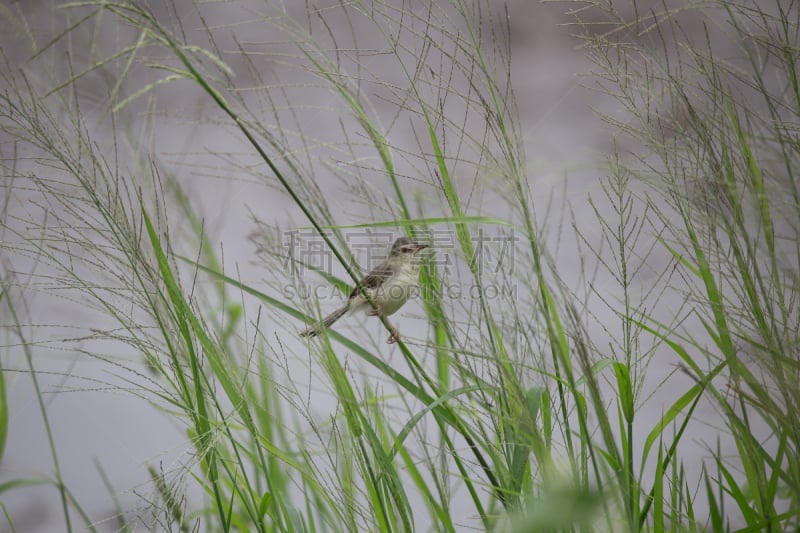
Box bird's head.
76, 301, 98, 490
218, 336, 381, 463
389, 237, 428, 258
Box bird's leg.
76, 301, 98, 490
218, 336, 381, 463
366, 304, 400, 343
386, 323, 401, 344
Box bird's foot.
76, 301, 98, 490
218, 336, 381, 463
367, 304, 384, 317
387, 324, 401, 344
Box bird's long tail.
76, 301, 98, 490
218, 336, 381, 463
301, 304, 350, 337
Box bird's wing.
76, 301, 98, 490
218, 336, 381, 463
349, 263, 394, 298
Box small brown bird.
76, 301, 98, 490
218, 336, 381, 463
301, 237, 428, 343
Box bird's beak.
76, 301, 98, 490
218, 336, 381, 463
414, 243, 428, 251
